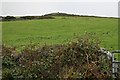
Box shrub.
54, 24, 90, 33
2, 16, 16, 21
2, 34, 112, 79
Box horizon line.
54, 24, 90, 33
1, 12, 119, 18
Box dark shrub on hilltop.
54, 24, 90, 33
2, 15, 55, 21
2, 35, 112, 79
44, 12, 80, 17
2, 16, 16, 21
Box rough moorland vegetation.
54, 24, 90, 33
2, 35, 113, 79
1, 15, 55, 21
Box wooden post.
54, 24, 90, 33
112, 53, 115, 78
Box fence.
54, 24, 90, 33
112, 50, 120, 78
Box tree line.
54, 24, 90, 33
1, 15, 55, 21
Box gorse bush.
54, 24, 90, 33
2, 34, 112, 79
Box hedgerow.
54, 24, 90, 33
2, 34, 112, 79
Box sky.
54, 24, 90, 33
1, 0, 120, 2
1, 0, 120, 17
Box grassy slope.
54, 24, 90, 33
2, 16, 118, 50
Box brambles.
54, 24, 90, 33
2, 35, 112, 79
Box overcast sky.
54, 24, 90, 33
1, 0, 120, 17
1, 0, 120, 2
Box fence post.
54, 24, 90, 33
112, 53, 115, 78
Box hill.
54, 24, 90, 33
2, 15, 118, 50
1, 12, 119, 22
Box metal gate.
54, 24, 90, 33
112, 50, 120, 78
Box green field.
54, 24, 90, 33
2, 16, 118, 51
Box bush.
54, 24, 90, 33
2, 35, 112, 79
2, 16, 16, 21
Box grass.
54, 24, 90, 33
2, 16, 118, 51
